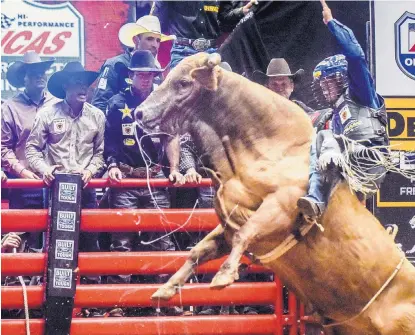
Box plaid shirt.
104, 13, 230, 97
179, 133, 198, 173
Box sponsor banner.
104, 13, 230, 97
377, 169, 415, 207
376, 98, 415, 208
374, 208, 415, 264
1, 0, 84, 100
395, 11, 415, 80
374, 1, 415, 96
386, 98, 415, 151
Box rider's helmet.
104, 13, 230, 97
312, 54, 348, 108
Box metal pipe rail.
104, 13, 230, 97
2, 283, 277, 309
2, 178, 213, 189
1, 178, 319, 335
2, 316, 283, 335
2, 209, 220, 233
1, 252, 268, 277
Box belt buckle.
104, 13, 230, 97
192, 38, 209, 51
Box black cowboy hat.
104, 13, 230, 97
253, 58, 304, 85
47, 62, 99, 99
129, 50, 164, 72
115, 50, 164, 85
6, 51, 54, 88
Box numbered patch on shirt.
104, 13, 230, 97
122, 123, 135, 136
339, 105, 352, 124
53, 118, 66, 133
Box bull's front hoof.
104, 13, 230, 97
151, 284, 178, 301
210, 270, 237, 289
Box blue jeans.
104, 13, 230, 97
9, 188, 45, 250
107, 172, 174, 284
169, 44, 217, 69
306, 141, 327, 205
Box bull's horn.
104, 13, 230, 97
206, 53, 221, 68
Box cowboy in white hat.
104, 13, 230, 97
91, 15, 174, 113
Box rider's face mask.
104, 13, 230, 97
319, 72, 347, 104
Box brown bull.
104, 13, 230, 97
136, 53, 415, 335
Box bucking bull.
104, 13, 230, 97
135, 53, 415, 335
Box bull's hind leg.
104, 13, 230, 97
151, 224, 230, 300
211, 191, 295, 288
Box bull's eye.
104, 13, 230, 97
178, 79, 191, 88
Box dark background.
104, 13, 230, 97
219, 1, 370, 108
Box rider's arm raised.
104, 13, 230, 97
320, 0, 379, 109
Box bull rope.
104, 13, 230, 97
323, 255, 405, 329
319, 135, 415, 196
254, 219, 318, 265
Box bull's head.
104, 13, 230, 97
135, 52, 222, 135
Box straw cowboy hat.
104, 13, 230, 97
47, 62, 99, 99
253, 58, 304, 84
118, 15, 176, 48
6, 51, 54, 88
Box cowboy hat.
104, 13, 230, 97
127, 50, 164, 73
6, 51, 54, 88
47, 62, 99, 99
253, 58, 304, 84
114, 50, 164, 85
118, 15, 176, 48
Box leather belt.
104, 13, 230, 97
175, 37, 216, 51
119, 162, 161, 178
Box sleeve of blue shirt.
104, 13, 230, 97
104, 99, 123, 166
327, 19, 380, 109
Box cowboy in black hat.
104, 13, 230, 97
26, 60, 103, 187
253, 58, 314, 114
26, 62, 105, 297
104, 50, 182, 317
2, 50, 57, 214
2, 51, 56, 180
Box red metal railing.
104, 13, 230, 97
1, 179, 320, 335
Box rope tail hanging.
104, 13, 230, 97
319, 135, 415, 196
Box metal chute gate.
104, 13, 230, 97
1, 179, 320, 335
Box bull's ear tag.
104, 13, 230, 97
190, 66, 219, 91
